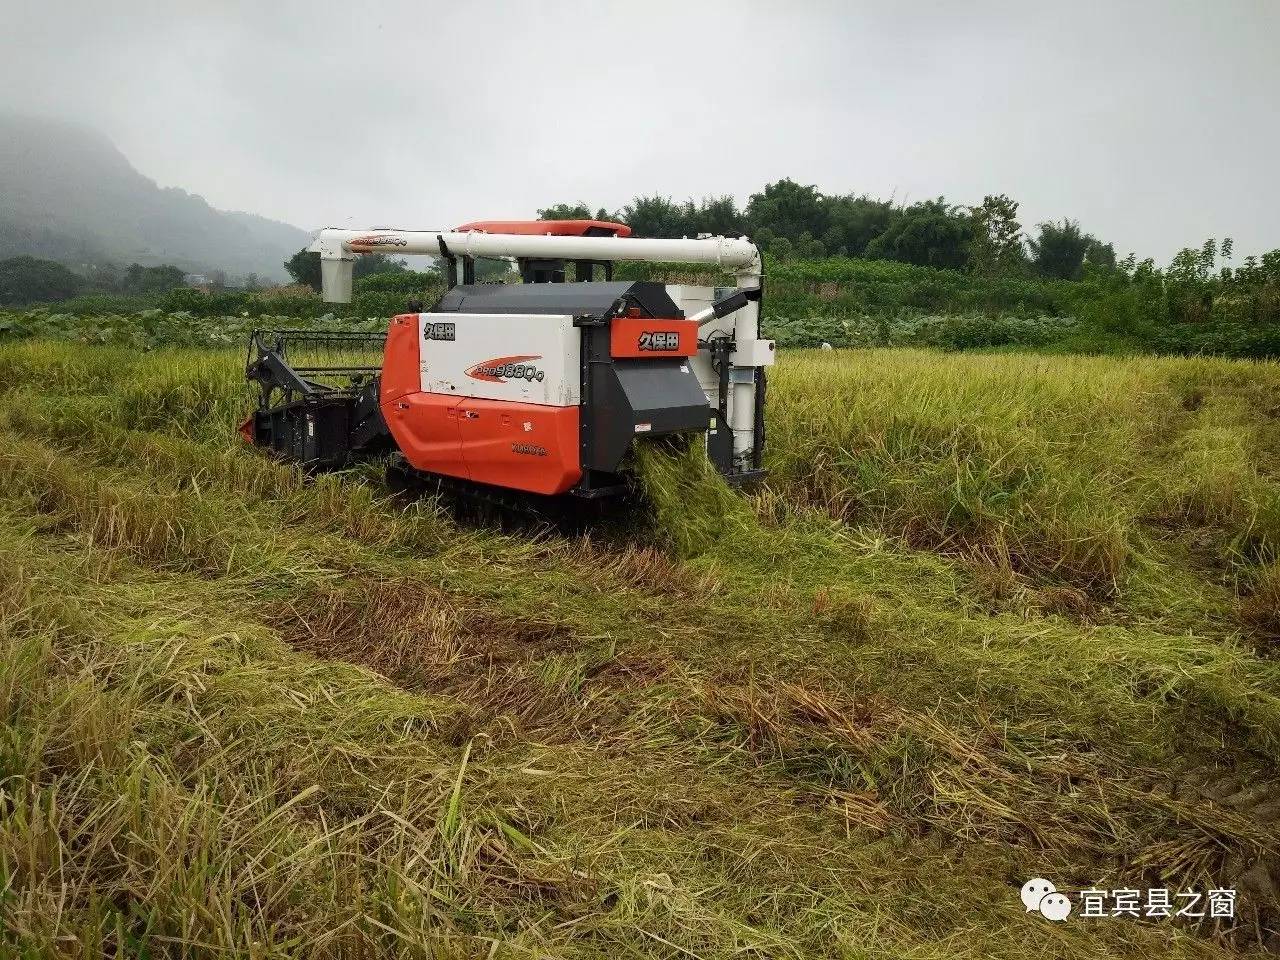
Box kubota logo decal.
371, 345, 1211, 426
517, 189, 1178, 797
349, 235, 409, 250
466, 355, 546, 383
638, 331, 682, 351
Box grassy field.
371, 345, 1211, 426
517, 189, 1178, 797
2, 340, 1279, 958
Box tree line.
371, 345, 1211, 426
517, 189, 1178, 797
0, 257, 191, 307
540, 179, 1122, 281
5, 176, 1275, 349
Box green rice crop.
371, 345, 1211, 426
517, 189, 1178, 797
1, 337, 1279, 958
632, 439, 756, 557
766, 349, 1280, 597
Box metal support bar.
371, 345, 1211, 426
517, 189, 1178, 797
438, 237, 458, 289
703, 336, 735, 475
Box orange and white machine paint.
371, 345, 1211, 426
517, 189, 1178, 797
381, 310, 587, 495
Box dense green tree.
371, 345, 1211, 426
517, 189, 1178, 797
0, 256, 86, 304
355, 255, 408, 278
745, 179, 829, 243
540, 202, 599, 221
822, 195, 896, 258
614, 195, 745, 238
619, 196, 697, 238
86, 262, 123, 290
687, 195, 745, 236
864, 198, 973, 270
1167, 239, 1228, 284
767, 236, 794, 261
121, 263, 185, 295
284, 249, 321, 290
533, 183, 1135, 278
1029, 220, 1095, 280
794, 232, 826, 260
1084, 239, 1117, 273
968, 194, 1024, 276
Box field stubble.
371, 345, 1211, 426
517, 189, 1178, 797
1, 341, 1279, 957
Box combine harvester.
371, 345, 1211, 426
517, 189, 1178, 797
243, 220, 773, 515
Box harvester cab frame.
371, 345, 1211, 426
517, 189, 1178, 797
243, 219, 773, 506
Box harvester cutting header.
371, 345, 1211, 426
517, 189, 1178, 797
243, 219, 773, 507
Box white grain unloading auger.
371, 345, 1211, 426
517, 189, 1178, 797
242, 219, 773, 511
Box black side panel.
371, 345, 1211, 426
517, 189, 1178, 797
249, 379, 392, 471
435, 281, 681, 319
584, 360, 710, 474
615, 361, 710, 429
349, 378, 391, 450
252, 395, 357, 469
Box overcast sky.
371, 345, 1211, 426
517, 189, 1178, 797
3, 0, 1277, 263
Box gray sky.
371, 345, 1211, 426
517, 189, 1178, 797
4, 0, 1278, 263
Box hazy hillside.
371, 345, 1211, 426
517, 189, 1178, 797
0, 115, 308, 281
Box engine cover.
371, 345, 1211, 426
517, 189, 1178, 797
380, 311, 583, 496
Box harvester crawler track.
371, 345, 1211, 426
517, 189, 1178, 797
384, 455, 619, 534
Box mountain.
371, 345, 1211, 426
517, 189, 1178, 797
0, 115, 309, 281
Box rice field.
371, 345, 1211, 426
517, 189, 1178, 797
1, 339, 1279, 958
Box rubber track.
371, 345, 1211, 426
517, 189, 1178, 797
384, 455, 621, 535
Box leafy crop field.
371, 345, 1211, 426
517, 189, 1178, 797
2, 337, 1280, 958
0, 305, 1079, 355
0, 309, 386, 349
